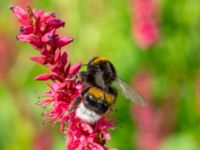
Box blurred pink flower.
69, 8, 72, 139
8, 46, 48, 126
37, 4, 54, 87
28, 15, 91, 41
32, 129, 54, 150
131, 71, 177, 150
131, 71, 160, 150
196, 73, 200, 112
0, 33, 16, 80
11, 6, 116, 150
131, 0, 160, 49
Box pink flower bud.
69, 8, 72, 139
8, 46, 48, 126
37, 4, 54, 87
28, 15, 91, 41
20, 25, 33, 34
41, 29, 56, 43
61, 52, 68, 64
54, 50, 61, 63
35, 73, 51, 80
10, 6, 29, 25
48, 19, 65, 28
30, 56, 46, 64
69, 62, 82, 75
55, 36, 73, 48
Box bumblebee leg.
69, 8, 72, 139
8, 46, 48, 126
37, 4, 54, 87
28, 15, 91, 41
67, 96, 82, 115
79, 71, 89, 82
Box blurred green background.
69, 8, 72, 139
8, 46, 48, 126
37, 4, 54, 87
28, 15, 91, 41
0, 0, 200, 150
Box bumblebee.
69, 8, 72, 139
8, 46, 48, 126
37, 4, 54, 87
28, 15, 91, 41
74, 57, 146, 123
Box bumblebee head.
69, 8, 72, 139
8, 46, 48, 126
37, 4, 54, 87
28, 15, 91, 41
87, 57, 116, 85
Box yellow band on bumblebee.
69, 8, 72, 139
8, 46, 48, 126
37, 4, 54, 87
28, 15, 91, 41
91, 57, 109, 65
88, 87, 115, 104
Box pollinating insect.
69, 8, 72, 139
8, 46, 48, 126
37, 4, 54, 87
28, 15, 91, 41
71, 57, 146, 123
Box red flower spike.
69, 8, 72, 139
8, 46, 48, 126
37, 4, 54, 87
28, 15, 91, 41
12, 6, 116, 150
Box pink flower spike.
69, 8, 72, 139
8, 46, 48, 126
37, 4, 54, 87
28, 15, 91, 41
10, 6, 29, 25
11, 5, 116, 150
131, 0, 160, 49
55, 36, 73, 48
34, 73, 51, 80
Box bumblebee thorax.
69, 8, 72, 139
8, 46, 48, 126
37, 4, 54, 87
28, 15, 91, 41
87, 57, 117, 87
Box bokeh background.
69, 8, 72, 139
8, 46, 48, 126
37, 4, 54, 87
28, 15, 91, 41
1, 0, 200, 150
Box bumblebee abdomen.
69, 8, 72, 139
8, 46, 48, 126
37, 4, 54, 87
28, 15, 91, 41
88, 87, 116, 105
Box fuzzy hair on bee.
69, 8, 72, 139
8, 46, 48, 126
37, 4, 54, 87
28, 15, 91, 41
76, 102, 102, 123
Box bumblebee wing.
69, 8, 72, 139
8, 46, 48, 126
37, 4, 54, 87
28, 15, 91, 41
114, 77, 147, 106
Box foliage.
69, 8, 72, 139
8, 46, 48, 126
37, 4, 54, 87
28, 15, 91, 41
0, 0, 200, 149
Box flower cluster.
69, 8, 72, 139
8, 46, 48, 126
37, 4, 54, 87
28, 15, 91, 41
11, 6, 115, 150
131, 0, 160, 49
67, 117, 116, 150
